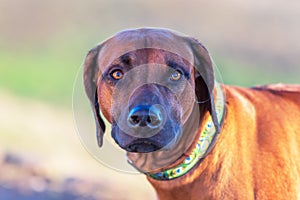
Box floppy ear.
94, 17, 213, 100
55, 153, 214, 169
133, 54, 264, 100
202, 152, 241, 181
83, 45, 106, 147
188, 38, 220, 133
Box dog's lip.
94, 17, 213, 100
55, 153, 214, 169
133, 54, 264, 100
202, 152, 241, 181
125, 139, 162, 153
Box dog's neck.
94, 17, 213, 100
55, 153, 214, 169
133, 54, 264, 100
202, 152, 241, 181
145, 82, 226, 180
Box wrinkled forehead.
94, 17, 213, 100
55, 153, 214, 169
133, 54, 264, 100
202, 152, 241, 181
96, 29, 194, 72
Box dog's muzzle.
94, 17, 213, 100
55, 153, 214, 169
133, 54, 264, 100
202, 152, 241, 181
111, 83, 181, 153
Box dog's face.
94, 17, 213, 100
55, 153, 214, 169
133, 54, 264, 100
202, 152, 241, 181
98, 48, 195, 153
83, 28, 220, 170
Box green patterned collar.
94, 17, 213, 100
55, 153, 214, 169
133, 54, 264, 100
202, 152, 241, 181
146, 82, 226, 180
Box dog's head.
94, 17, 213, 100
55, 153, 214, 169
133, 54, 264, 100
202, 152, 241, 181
83, 28, 219, 170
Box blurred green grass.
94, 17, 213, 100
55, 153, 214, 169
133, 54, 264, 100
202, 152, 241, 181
0, 34, 96, 106
0, 52, 71, 105
214, 57, 300, 87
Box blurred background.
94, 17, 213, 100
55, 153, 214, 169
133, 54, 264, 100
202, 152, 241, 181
0, 0, 299, 199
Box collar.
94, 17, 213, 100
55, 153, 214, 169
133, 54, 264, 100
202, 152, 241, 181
146, 82, 226, 180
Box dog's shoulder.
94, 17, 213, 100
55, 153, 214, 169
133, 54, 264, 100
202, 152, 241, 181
253, 83, 300, 93
252, 84, 300, 105
222, 84, 300, 116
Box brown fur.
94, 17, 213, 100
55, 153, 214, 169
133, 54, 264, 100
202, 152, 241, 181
148, 85, 300, 199
83, 28, 300, 199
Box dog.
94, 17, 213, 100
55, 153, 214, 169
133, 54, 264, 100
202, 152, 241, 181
83, 28, 300, 199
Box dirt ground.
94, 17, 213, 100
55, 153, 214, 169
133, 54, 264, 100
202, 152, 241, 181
0, 152, 110, 200
0, 150, 147, 200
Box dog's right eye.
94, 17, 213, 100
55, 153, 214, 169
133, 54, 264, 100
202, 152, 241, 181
110, 69, 124, 80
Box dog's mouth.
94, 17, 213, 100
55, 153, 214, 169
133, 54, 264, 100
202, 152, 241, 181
125, 139, 162, 153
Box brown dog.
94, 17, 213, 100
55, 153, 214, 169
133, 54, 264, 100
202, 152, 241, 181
83, 28, 300, 199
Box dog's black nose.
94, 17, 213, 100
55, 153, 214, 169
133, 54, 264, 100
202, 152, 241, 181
127, 105, 163, 128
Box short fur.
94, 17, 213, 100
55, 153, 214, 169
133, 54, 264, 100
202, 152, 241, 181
83, 28, 300, 200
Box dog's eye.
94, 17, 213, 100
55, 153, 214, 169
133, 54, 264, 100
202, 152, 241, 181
170, 70, 182, 81
110, 69, 124, 80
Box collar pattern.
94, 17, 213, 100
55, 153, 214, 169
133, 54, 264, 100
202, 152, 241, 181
147, 82, 225, 180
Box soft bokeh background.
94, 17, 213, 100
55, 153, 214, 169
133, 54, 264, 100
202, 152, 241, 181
0, 0, 299, 199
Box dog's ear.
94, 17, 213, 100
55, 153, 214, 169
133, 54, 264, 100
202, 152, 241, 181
188, 38, 220, 133
83, 45, 106, 147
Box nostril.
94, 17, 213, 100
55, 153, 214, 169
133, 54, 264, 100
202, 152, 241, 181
147, 114, 161, 127
128, 115, 140, 127
131, 115, 140, 124
148, 105, 163, 128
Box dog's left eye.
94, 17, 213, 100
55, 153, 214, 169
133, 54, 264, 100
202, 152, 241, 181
170, 70, 182, 81
110, 69, 124, 80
